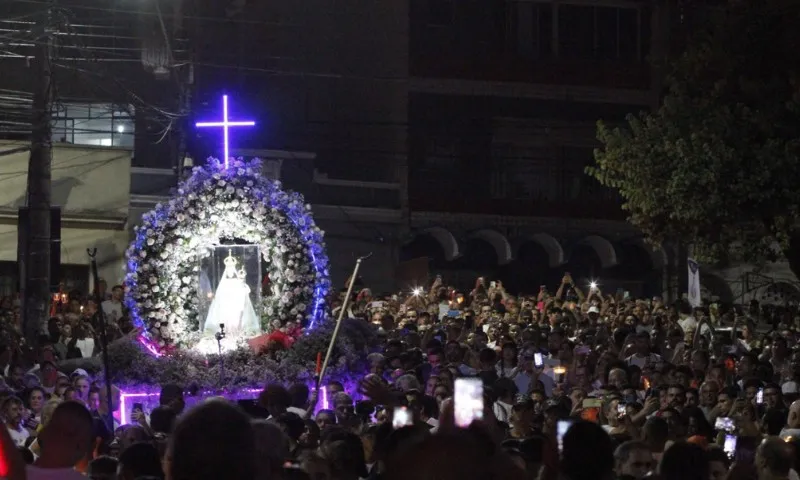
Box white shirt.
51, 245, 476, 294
25, 465, 86, 480
678, 316, 711, 336
7, 425, 28, 447
625, 353, 662, 369
513, 370, 556, 397
493, 400, 512, 423
75, 338, 95, 358
678, 315, 698, 333
100, 300, 123, 323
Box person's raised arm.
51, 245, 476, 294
427, 275, 443, 302
554, 274, 569, 300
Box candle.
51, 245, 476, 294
316, 352, 322, 374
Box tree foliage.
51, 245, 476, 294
588, 1, 800, 270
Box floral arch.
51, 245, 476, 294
125, 158, 330, 354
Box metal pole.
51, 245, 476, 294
317, 253, 371, 388
87, 249, 114, 431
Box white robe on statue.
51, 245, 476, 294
203, 255, 261, 336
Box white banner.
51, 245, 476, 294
687, 258, 701, 307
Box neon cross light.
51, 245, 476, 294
195, 94, 255, 169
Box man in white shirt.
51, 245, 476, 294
3, 396, 29, 447
100, 285, 124, 324
626, 332, 662, 369
26, 401, 93, 480
513, 349, 556, 397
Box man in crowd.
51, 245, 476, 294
100, 285, 124, 325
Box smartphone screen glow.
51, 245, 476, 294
557, 419, 573, 453
454, 378, 484, 428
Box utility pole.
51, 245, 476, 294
23, 5, 55, 351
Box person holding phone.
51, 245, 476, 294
514, 348, 555, 398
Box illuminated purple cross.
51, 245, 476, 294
195, 94, 255, 169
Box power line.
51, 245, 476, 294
7, 0, 304, 28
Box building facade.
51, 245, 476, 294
0, 0, 796, 304
400, 0, 800, 304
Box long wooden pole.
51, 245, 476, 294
88, 249, 114, 431
317, 253, 371, 388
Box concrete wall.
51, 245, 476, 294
0, 141, 132, 286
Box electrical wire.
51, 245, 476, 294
6, 0, 303, 28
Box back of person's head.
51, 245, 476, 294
168, 399, 255, 480
643, 417, 669, 449
757, 436, 794, 478
275, 412, 305, 442
657, 441, 708, 480
381, 425, 430, 464
39, 400, 95, 465
149, 405, 177, 434
561, 420, 614, 480
159, 383, 184, 413
385, 430, 519, 480
252, 419, 290, 478
259, 384, 291, 412
288, 383, 310, 408
118, 442, 162, 480
88, 455, 118, 480
319, 430, 368, 479
762, 408, 788, 436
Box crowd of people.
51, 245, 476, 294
1, 272, 800, 480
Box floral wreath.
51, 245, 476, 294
125, 158, 330, 353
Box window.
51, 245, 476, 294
491, 145, 558, 200
558, 5, 594, 59
424, 136, 458, 170
52, 103, 135, 148
509, 2, 553, 58
558, 5, 642, 61
428, 0, 454, 26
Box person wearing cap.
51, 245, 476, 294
587, 305, 601, 323
508, 395, 535, 439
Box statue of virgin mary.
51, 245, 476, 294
203, 250, 261, 336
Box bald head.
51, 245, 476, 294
757, 437, 794, 477
788, 400, 800, 429
39, 401, 95, 466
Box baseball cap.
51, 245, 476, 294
588, 306, 600, 314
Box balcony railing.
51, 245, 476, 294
410, 53, 651, 90
409, 173, 625, 220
